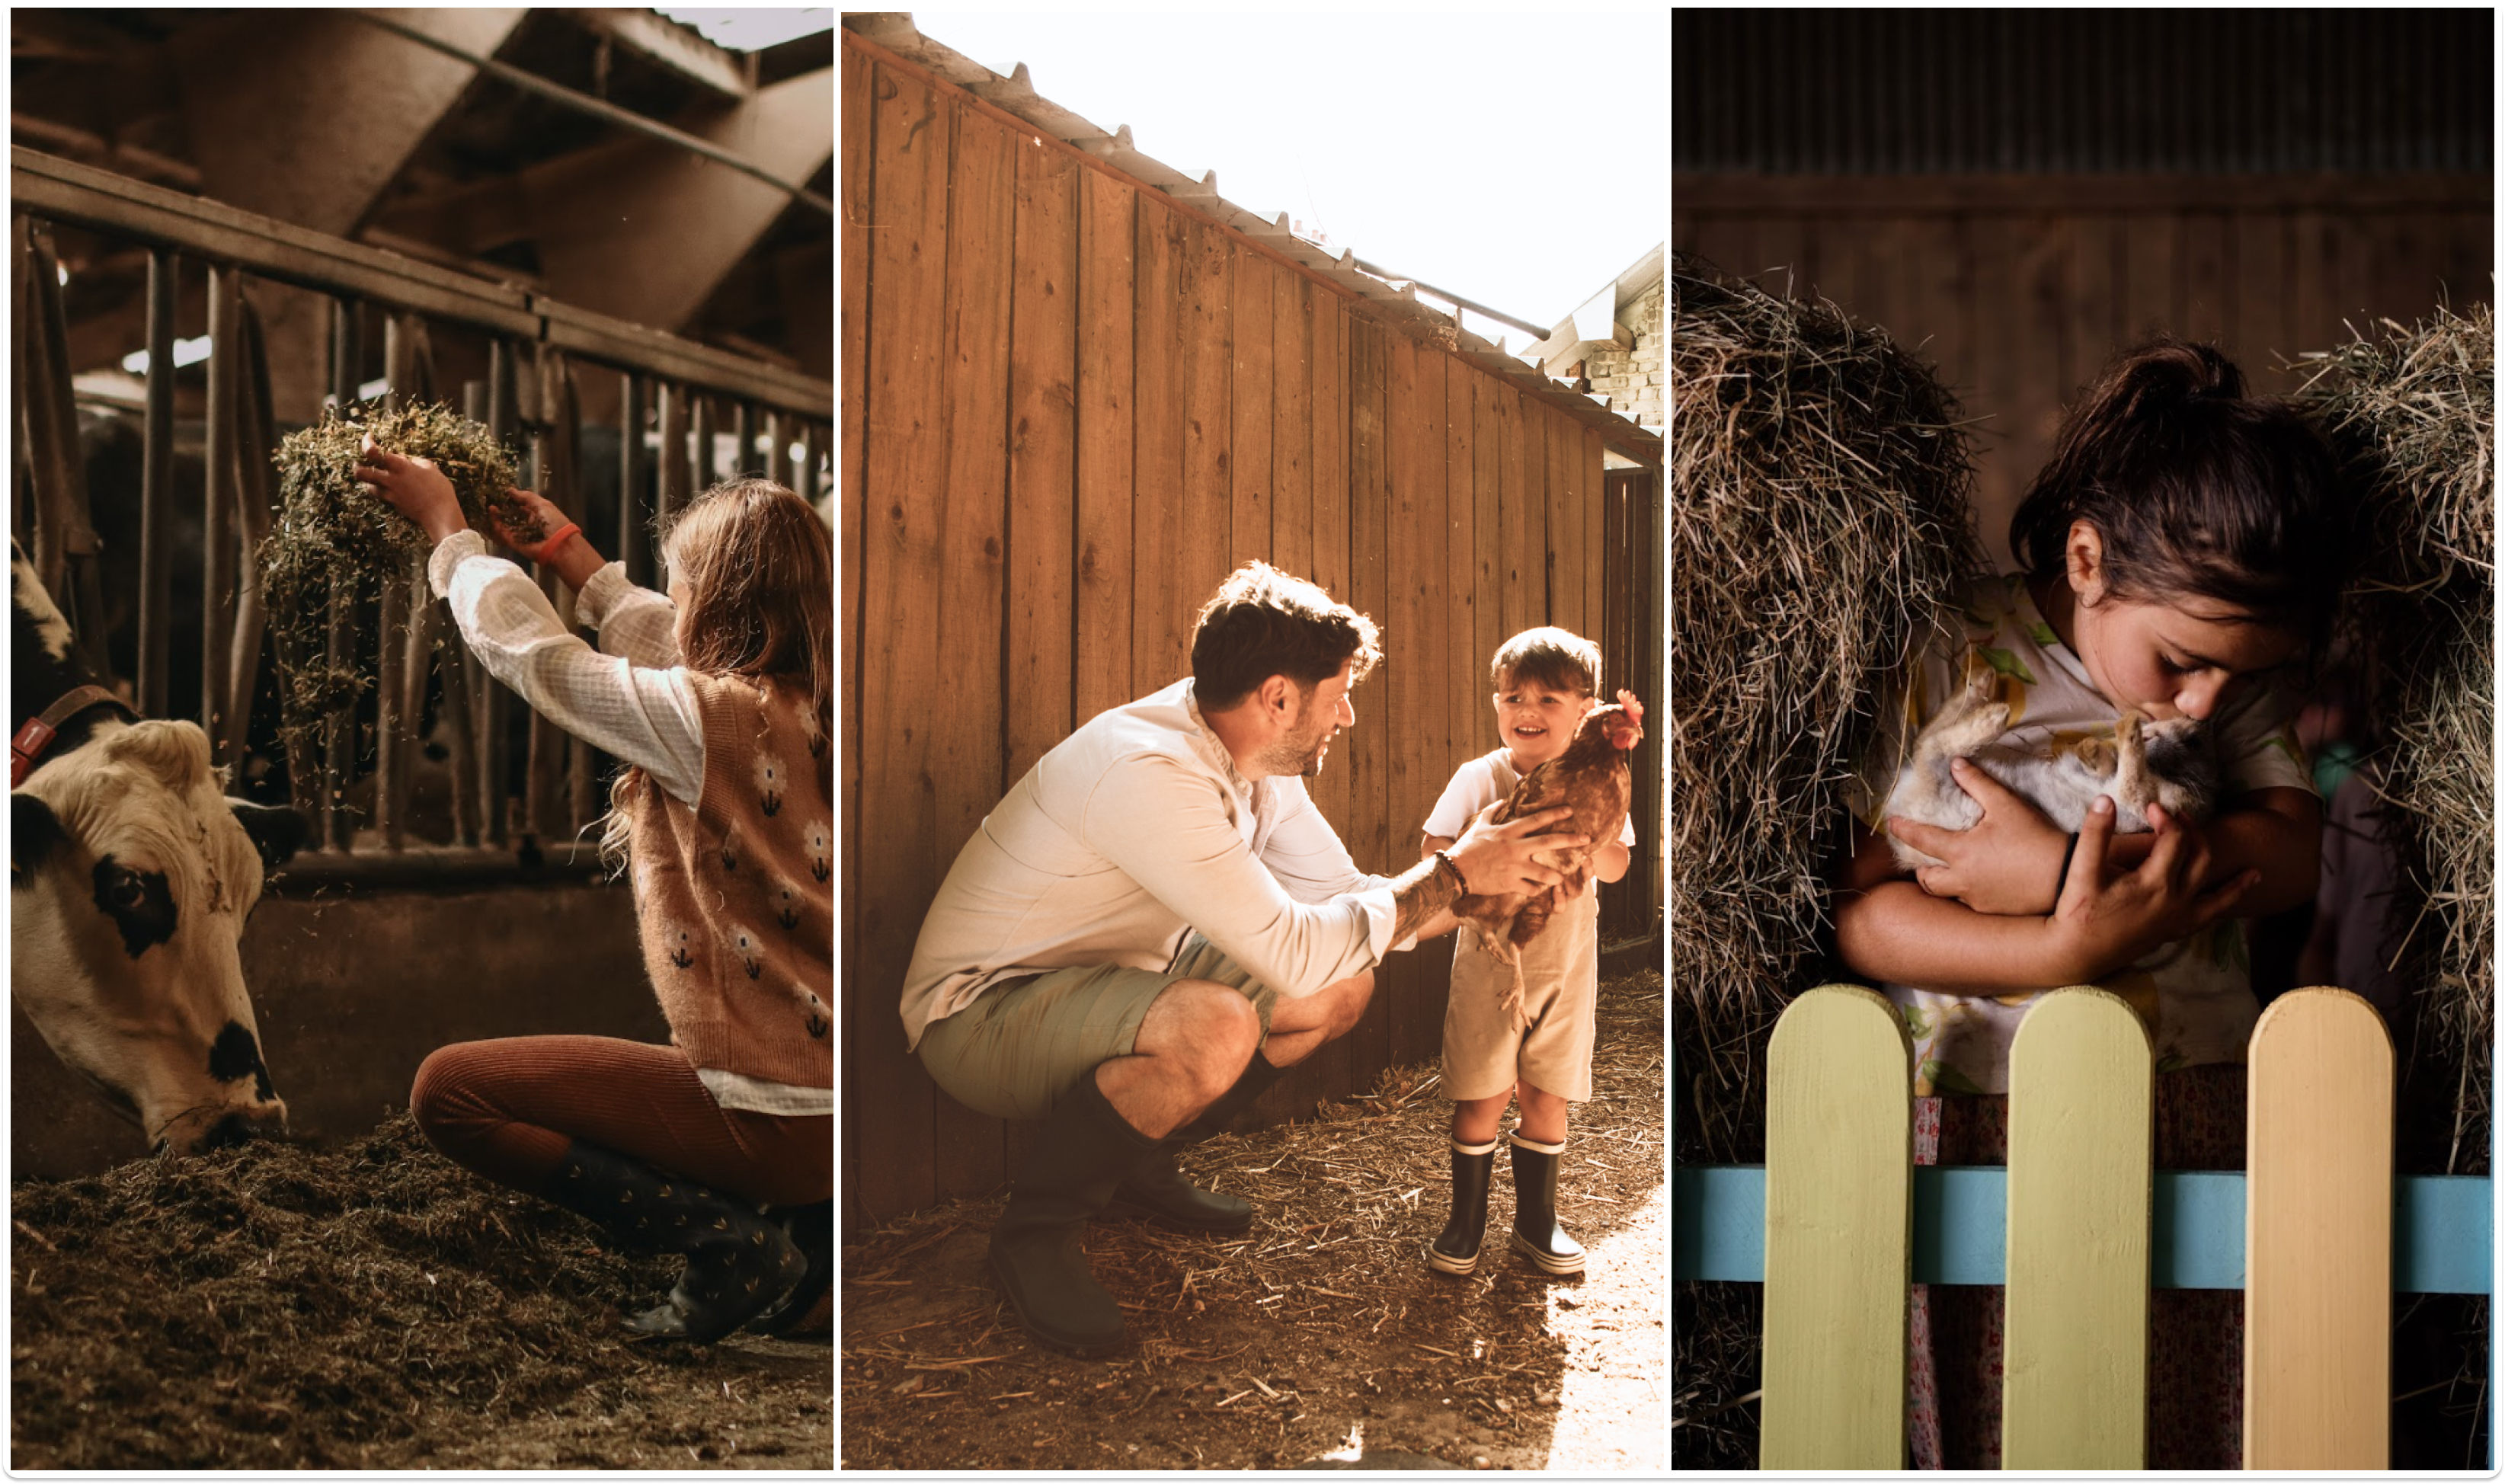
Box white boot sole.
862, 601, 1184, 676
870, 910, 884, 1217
1423, 1239, 1479, 1276
1510, 1230, 1585, 1275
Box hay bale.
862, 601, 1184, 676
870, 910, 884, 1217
1668, 255, 1985, 1166
2295, 302, 2494, 1176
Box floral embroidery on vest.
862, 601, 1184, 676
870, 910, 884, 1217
754, 753, 784, 817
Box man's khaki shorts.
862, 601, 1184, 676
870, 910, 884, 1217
917, 934, 1278, 1122
1441, 888, 1600, 1102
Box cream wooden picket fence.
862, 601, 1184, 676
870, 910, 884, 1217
1672, 983, 2497, 1471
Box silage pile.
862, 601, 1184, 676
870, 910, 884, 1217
1669, 258, 1984, 1469
10, 1115, 683, 1469
2295, 302, 2495, 1178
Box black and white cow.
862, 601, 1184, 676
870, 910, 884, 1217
11, 539, 306, 1153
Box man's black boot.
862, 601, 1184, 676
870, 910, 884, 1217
1096, 1051, 1285, 1233
1506, 1133, 1585, 1276
1424, 1137, 1499, 1275
542, 1143, 806, 1341
990, 1072, 1161, 1354
1170, 1051, 1288, 1143
1102, 1147, 1253, 1233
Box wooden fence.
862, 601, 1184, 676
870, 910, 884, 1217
841, 32, 1662, 1227
1672, 983, 2495, 1470
1673, 172, 2494, 565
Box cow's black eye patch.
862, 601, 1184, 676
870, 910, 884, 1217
91, 856, 176, 957
207, 1020, 276, 1102
12, 794, 65, 887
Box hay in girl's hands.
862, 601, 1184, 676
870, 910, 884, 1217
258, 401, 528, 782
264, 402, 530, 589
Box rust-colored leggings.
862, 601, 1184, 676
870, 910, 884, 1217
410, 1035, 831, 1208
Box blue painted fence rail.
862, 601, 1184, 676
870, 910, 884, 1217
1674, 1165, 2492, 1293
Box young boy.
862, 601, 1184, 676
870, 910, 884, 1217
1420, 627, 1633, 1277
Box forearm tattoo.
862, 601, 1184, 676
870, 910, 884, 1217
1389, 856, 1459, 945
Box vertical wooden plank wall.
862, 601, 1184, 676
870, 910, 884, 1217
1675, 176, 2493, 566
841, 36, 1635, 1223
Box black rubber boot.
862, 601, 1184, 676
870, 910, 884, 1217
1102, 1148, 1253, 1233
1424, 1138, 1499, 1275
1094, 1051, 1284, 1233
1170, 1050, 1288, 1143
542, 1143, 806, 1342
743, 1199, 833, 1338
1506, 1134, 1585, 1275
989, 1073, 1161, 1355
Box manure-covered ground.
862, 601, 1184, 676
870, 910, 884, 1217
11, 1115, 830, 1470
841, 971, 1665, 1472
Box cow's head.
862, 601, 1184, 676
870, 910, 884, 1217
11, 717, 306, 1153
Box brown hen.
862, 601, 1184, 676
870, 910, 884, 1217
1452, 689, 1646, 1029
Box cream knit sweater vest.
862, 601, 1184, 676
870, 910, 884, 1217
629, 672, 832, 1087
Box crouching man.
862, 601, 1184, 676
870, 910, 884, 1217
900, 562, 1582, 1354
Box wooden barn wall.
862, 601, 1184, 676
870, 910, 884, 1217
1673, 173, 2494, 567
844, 37, 1617, 1227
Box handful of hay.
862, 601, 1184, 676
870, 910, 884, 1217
2295, 302, 2494, 1178
258, 402, 529, 771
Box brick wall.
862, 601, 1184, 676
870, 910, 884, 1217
1583, 280, 1663, 428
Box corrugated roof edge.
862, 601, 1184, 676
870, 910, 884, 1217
842, 14, 1660, 464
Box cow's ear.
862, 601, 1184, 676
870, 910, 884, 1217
230, 799, 307, 872
13, 792, 66, 887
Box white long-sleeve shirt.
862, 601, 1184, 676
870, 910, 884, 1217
900, 678, 1407, 1051
429, 531, 830, 1118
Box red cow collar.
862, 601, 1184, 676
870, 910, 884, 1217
11, 686, 120, 787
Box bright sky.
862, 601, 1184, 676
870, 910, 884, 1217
908, 12, 1665, 344
656, 8, 832, 53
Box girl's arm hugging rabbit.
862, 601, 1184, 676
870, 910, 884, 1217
1831, 339, 2354, 997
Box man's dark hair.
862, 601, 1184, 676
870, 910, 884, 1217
1190, 561, 1382, 711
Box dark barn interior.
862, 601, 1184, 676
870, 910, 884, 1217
9, 7, 834, 1468
1672, 8, 2492, 1470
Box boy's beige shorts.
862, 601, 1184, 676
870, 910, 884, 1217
1441, 887, 1600, 1103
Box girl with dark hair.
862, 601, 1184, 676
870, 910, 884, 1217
357, 447, 833, 1343
1829, 339, 2355, 1468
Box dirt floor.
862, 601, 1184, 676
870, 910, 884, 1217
840, 971, 1665, 1472
11, 1115, 831, 1470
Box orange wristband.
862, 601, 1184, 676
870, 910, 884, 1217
526, 520, 580, 563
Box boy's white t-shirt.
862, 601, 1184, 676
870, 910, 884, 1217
1847, 573, 2315, 1096
1423, 749, 1640, 884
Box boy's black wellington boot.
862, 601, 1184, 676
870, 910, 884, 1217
989, 1072, 1162, 1355
744, 1198, 834, 1338
542, 1143, 807, 1342
1506, 1133, 1585, 1276
1424, 1138, 1499, 1275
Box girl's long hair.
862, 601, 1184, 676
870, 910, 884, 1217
2007, 337, 2354, 657
601, 477, 833, 869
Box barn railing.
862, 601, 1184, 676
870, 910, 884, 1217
10, 147, 832, 878
1671, 983, 2494, 1470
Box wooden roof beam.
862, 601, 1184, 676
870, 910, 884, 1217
523, 66, 833, 339
568, 8, 753, 99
